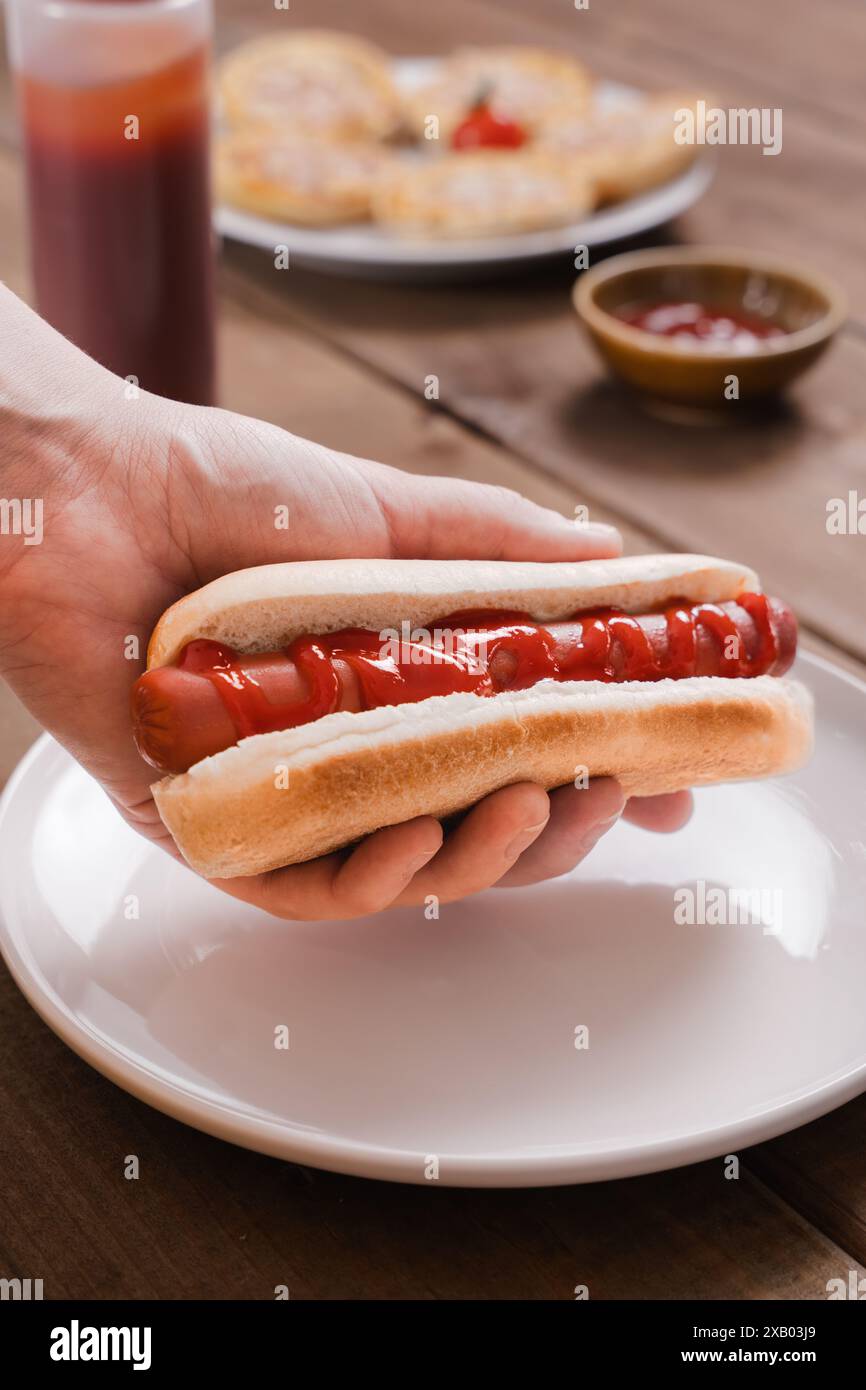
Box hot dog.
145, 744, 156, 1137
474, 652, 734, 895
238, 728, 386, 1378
133, 596, 797, 775
137, 555, 813, 878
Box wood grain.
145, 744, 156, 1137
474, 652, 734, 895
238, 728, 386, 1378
207, 0, 866, 314
494, 0, 866, 131
749, 1096, 866, 1273
221, 245, 866, 664
0, 287, 862, 1297
0, 0, 865, 1301
1, 950, 862, 1299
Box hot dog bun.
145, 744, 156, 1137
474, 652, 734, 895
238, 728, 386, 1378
145, 556, 813, 878
148, 554, 758, 666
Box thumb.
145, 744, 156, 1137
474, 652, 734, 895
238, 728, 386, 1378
363, 464, 621, 562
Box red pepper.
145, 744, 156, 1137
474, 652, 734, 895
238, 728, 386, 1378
451, 84, 527, 150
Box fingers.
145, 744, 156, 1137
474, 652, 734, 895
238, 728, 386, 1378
213, 785, 551, 920
117, 793, 187, 862
497, 777, 626, 888
392, 782, 551, 905
210, 783, 694, 923
211, 817, 443, 922
370, 470, 621, 562
622, 789, 694, 833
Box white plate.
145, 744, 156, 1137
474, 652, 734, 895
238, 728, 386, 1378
214, 64, 716, 280
1, 651, 864, 1187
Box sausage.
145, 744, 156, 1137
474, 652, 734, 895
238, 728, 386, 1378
133, 654, 363, 775
132, 598, 797, 775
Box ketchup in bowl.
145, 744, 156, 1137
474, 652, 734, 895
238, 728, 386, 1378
616, 301, 785, 352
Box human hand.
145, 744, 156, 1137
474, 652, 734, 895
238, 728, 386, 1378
0, 287, 691, 920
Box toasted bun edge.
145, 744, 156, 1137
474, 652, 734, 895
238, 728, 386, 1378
152, 674, 812, 879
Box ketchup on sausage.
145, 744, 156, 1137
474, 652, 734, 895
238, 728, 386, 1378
132, 594, 796, 774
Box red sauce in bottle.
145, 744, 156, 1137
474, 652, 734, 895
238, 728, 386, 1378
175, 596, 780, 741
617, 301, 785, 351
17, 32, 215, 404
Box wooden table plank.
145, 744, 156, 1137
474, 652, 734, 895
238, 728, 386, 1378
0, 713, 859, 1303
749, 1096, 866, 1275
747, 1103, 866, 1277
484, 0, 866, 312
1, 0, 865, 1300
491, 0, 866, 130
216, 0, 866, 134
2, 904, 863, 1300
206, 0, 866, 315
204, 0, 866, 661
220, 246, 866, 667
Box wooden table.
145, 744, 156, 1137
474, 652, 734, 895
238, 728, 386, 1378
1, 0, 865, 1300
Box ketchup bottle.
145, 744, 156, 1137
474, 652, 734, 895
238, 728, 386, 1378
6, 0, 216, 406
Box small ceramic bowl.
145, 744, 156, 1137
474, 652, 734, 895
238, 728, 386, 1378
573, 246, 846, 410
